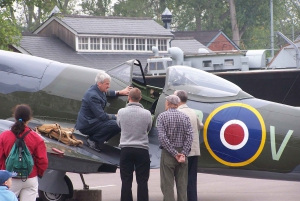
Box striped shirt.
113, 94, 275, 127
157, 108, 193, 157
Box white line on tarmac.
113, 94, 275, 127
89, 185, 116, 189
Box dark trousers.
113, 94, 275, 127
80, 120, 121, 144
187, 156, 198, 201
120, 147, 150, 201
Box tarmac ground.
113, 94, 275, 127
66, 169, 300, 201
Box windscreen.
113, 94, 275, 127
107, 63, 131, 84
166, 66, 241, 98
132, 61, 146, 85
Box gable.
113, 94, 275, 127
173, 30, 240, 51
208, 34, 239, 51
38, 20, 76, 50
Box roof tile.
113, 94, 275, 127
60, 15, 173, 36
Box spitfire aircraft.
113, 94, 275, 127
0, 50, 300, 201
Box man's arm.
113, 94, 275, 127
197, 116, 203, 131
116, 109, 123, 127
89, 95, 114, 121
107, 86, 132, 97
182, 116, 193, 156
147, 112, 153, 133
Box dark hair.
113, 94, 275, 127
11, 104, 32, 135
129, 88, 142, 102
175, 90, 188, 103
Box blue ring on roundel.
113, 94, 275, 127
207, 106, 262, 163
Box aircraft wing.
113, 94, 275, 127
0, 119, 119, 174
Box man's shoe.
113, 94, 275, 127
87, 138, 103, 152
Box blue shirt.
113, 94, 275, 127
0, 185, 18, 201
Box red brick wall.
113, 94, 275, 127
208, 34, 238, 51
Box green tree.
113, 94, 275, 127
165, 0, 227, 31
5, 0, 78, 32
0, 9, 21, 50
113, 0, 156, 18
237, 0, 300, 50
81, 0, 112, 16
0, 0, 14, 8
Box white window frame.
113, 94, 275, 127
147, 39, 156, 51
136, 38, 146, 51
76, 36, 170, 52
114, 38, 123, 50
78, 37, 89, 50
90, 37, 101, 50
125, 38, 135, 51
158, 39, 167, 51
102, 38, 112, 50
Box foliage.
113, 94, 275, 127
2, 0, 300, 51
169, 0, 224, 31
0, 0, 14, 8
81, 0, 112, 16
0, 9, 21, 50
113, 0, 160, 18
5, 0, 78, 32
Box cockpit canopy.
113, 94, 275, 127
166, 66, 241, 98
107, 61, 252, 102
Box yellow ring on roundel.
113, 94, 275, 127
203, 102, 266, 167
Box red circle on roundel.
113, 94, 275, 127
224, 124, 244, 145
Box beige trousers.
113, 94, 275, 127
10, 176, 38, 201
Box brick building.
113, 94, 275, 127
173, 30, 240, 51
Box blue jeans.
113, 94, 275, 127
79, 120, 121, 144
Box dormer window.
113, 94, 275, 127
136, 39, 145, 51
78, 37, 88, 50
125, 38, 134, 50
147, 39, 156, 51
90, 38, 100, 50
158, 39, 167, 51
77, 36, 169, 52
114, 38, 123, 50
102, 38, 112, 50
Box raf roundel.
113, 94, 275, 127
203, 103, 266, 167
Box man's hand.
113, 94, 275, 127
175, 153, 185, 163
118, 86, 133, 96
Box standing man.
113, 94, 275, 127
175, 90, 203, 201
75, 71, 131, 151
157, 95, 193, 201
117, 88, 152, 201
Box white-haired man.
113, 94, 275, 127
75, 71, 131, 151
157, 95, 193, 201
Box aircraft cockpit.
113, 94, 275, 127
166, 66, 241, 98
107, 60, 252, 113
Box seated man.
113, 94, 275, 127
75, 71, 131, 151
